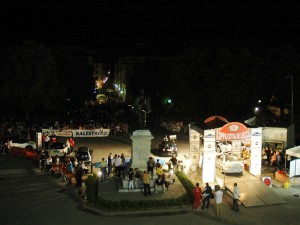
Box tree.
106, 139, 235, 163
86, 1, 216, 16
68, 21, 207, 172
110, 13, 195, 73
52, 46, 95, 112
0, 39, 63, 121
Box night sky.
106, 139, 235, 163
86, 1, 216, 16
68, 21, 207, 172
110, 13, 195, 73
1, 2, 300, 56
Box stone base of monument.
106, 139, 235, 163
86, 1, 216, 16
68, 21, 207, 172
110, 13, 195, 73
118, 173, 175, 193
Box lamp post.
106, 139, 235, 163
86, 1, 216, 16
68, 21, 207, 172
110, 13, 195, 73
286, 75, 294, 123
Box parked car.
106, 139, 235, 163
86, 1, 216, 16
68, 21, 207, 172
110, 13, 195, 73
75, 147, 93, 165
215, 153, 244, 174
9, 138, 36, 150
158, 139, 178, 157
49, 142, 68, 157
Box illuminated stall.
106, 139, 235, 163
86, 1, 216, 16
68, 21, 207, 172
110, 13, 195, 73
189, 116, 262, 184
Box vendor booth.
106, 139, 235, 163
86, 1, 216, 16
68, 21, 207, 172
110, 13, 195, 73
189, 116, 262, 184
278, 146, 300, 186
286, 146, 300, 158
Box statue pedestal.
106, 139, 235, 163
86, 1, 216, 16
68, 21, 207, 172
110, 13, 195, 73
130, 129, 154, 172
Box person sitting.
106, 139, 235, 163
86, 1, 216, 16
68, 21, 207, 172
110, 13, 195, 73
156, 164, 164, 177
155, 175, 165, 193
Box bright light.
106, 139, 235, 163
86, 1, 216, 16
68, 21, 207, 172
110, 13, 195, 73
103, 77, 108, 83
258, 100, 261, 103
254, 107, 259, 112
98, 171, 102, 177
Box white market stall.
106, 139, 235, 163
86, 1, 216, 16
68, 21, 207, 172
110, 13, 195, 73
284, 146, 300, 186
286, 146, 300, 158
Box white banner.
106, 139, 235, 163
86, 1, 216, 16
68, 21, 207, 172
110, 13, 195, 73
42, 128, 110, 137
189, 128, 201, 164
289, 159, 300, 178
250, 128, 262, 176
72, 129, 110, 137
42, 129, 73, 137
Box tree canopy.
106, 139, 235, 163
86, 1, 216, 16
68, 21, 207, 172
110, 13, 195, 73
0, 39, 63, 120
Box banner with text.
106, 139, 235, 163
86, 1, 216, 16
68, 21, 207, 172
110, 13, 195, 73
72, 129, 110, 137
42, 129, 110, 137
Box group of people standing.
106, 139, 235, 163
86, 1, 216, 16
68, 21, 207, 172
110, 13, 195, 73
192, 182, 240, 215
262, 146, 284, 168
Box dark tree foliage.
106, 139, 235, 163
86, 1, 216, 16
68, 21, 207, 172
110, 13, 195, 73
0, 39, 63, 121
159, 45, 300, 121
128, 57, 170, 111
52, 46, 95, 112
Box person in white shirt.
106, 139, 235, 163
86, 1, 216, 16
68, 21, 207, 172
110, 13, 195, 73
46, 155, 52, 175
115, 155, 122, 177
215, 186, 223, 215
232, 183, 240, 212
44, 135, 50, 150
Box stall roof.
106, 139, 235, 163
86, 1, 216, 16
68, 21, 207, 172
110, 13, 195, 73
286, 146, 300, 158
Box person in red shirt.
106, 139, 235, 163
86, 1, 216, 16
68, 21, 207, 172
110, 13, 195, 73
193, 183, 202, 211
69, 138, 75, 153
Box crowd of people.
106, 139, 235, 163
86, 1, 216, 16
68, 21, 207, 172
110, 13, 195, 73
0, 119, 130, 141
261, 146, 285, 169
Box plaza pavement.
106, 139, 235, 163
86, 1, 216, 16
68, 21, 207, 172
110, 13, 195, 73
63, 165, 300, 217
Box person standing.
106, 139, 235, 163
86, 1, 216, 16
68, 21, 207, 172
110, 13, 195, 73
42, 133, 46, 150
193, 183, 202, 211
168, 155, 178, 171
143, 170, 151, 197
232, 183, 240, 212
69, 137, 75, 153
128, 168, 134, 190
215, 185, 223, 215
100, 158, 107, 181
107, 153, 112, 177
147, 157, 155, 179
66, 139, 71, 154
202, 182, 212, 209
44, 134, 50, 150
75, 165, 84, 187
79, 183, 87, 209
45, 155, 52, 175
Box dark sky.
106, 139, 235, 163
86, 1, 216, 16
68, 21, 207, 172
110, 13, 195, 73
1, 2, 300, 55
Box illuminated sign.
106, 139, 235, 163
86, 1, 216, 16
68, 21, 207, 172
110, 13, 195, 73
217, 122, 250, 140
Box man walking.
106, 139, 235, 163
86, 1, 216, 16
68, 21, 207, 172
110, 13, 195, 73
215, 185, 223, 215
232, 183, 240, 212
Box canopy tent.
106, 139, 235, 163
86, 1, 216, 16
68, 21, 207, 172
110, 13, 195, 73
286, 146, 300, 158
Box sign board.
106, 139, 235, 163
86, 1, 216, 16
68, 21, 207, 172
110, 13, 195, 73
217, 122, 250, 141
202, 130, 216, 183
289, 159, 300, 178
189, 128, 201, 164
250, 128, 262, 176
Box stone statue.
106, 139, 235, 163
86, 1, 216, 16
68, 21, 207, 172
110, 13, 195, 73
132, 90, 151, 128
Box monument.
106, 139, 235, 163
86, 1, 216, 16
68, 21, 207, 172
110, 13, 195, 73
130, 129, 154, 172
132, 89, 151, 128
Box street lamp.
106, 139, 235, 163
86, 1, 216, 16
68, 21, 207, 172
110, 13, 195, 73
286, 75, 294, 123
